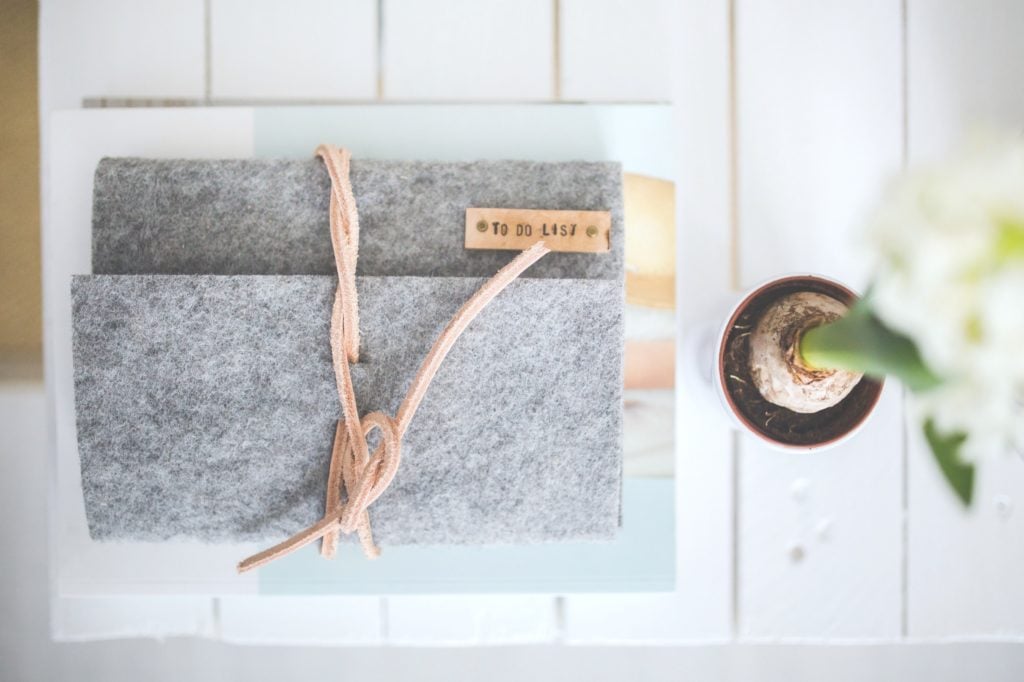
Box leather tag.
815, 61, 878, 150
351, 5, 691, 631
465, 208, 611, 253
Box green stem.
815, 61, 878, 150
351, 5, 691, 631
798, 300, 942, 392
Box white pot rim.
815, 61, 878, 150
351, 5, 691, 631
712, 274, 884, 453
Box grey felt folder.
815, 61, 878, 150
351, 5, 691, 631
73, 157, 624, 545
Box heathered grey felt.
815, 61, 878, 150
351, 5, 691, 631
76, 156, 625, 546
72, 275, 623, 544
91, 158, 623, 281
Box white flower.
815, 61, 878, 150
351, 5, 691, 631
867, 134, 1024, 461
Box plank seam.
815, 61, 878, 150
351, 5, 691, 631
211, 596, 223, 640
727, 0, 740, 292
552, 0, 562, 100
379, 597, 389, 641
732, 431, 741, 638
376, 0, 385, 99
554, 595, 567, 643
728, 0, 741, 637
203, 0, 212, 104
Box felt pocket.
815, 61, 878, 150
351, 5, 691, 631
72, 274, 623, 544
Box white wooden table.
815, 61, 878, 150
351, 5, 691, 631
34, 0, 1024, 645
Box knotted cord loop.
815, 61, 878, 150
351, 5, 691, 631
237, 146, 550, 573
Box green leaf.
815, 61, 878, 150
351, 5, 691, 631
923, 418, 974, 506
799, 299, 942, 392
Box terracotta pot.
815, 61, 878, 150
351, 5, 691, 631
699, 275, 884, 451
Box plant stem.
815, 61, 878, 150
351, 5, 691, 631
798, 301, 942, 393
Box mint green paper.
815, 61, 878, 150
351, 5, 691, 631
255, 105, 675, 594
259, 479, 673, 594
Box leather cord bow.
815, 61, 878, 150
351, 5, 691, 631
237, 146, 549, 573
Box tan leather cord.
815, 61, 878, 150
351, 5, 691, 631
237, 145, 550, 573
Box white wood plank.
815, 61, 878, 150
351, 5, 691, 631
563, 0, 735, 643
564, 591, 726, 645
907, 0, 1024, 164
735, 0, 905, 639
218, 596, 383, 644
210, 0, 378, 100
738, 386, 904, 639
559, 0, 671, 102
385, 596, 558, 644
905, 0, 1024, 638
52, 597, 215, 641
39, 0, 205, 109
382, 0, 554, 100
736, 0, 904, 289
907, 425, 1024, 639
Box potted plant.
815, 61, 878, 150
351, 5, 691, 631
714, 275, 884, 452
704, 135, 1024, 505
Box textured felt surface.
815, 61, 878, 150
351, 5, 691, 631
72, 275, 623, 544
92, 158, 623, 281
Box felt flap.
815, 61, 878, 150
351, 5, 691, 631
91, 158, 624, 281
72, 274, 623, 545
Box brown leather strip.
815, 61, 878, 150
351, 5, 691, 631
237, 146, 550, 573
